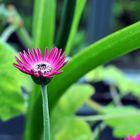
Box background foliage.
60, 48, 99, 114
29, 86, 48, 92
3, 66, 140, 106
0, 0, 140, 140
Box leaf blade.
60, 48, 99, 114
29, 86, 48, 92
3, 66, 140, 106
49, 22, 140, 109
0, 39, 31, 121
32, 0, 56, 51
56, 0, 76, 49
65, 0, 86, 55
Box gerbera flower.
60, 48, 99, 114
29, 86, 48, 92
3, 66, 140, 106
125, 134, 140, 140
14, 47, 67, 84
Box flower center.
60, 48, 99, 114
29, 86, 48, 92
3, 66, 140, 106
32, 62, 52, 74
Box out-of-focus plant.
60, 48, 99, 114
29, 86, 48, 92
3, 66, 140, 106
85, 66, 140, 138
113, 0, 140, 29
86, 66, 140, 97
0, 0, 140, 140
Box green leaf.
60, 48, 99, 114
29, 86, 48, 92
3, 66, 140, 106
53, 117, 93, 140
59, 84, 94, 114
51, 83, 94, 129
0, 39, 31, 121
32, 0, 56, 51
65, 0, 86, 55
85, 66, 140, 97
104, 106, 140, 138
51, 84, 93, 140
48, 22, 140, 109
56, 0, 76, 49
54, 84, 94, 116
85, 66, 105, 82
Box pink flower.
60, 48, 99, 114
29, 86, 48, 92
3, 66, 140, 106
14, 47, 67, 79
125, 135, 140, 140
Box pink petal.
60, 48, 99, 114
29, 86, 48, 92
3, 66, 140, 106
136, 135, 140, 140
49, 48, 59, 63
32, 48, 39, 61
37, 48, 43, 61
48, 47, 58, 62
44, 48, 49, 61
13, 64, 31, 74
31, 69, 40, 77
54, 53, 65, 66
15, 56, 23, 65
14, 47, 68, 78
54, 61, 67, 71
23, 50, 32, 64
27, 49, 36, 63
125, 136, 134, 140
19, 53, 31, 68
53, 56, 66, 69
53, 49, 62, 63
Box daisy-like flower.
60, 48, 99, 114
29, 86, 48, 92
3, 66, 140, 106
125, 135, 140, 140
14, 47, 67, 84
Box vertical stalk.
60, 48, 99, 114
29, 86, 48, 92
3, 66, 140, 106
41, 85, 50, 140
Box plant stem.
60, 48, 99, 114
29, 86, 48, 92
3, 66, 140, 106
41, 85, 50, 140
16, 27, 33, 49
110, 85, 122, 106
79, 111, 140, 122
1, 25, 17, 42
86, 99, 104, 113
93, 123, 106, 140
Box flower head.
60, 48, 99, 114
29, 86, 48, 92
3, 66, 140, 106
125, 135, 140, 140
14, 47, 67, 84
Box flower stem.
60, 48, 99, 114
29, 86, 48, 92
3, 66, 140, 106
41, 85, 50, 140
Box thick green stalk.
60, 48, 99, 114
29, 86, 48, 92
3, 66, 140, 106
32, 0, 56, 51
41, 85, 50, 140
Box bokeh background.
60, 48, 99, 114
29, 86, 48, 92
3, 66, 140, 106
0, 0, 140, 140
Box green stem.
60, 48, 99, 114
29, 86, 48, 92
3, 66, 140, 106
86, 99, 104, 113
41, 85, 50, 140
93, 123, 106, 140
16, 27, 33, 49
1, 25, 17, 42
110, 85, 122, 106
79, 111, 140, 122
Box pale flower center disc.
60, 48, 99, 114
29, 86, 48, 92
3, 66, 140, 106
32, 62, 52, 74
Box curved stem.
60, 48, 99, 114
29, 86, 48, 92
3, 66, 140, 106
1, 25, 17, 42
41, 85, 50, 140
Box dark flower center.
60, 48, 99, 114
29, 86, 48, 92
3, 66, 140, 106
32, 62, 52, 74
37, 64, 47, 70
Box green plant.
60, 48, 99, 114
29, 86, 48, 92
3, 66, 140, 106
0, 0, 140, 140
